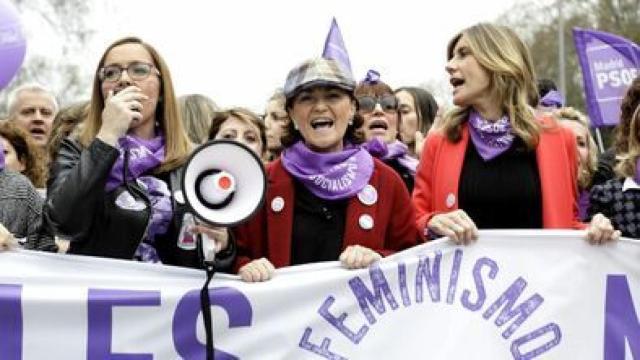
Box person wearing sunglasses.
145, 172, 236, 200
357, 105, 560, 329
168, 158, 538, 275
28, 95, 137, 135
232, 58, 419, 282
44, 37, 234, 268
413, 23, 619, 246
355, 70, 418, 192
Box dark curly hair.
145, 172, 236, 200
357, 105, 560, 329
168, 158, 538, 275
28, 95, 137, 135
614, 76, 640, 154
0, 121, 47, 188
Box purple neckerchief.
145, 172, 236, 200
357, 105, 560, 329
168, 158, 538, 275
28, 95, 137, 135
364, 138, 418, 175
0, 138, 4, 170
281, 140, 374, 200
578, 189, 590, 221
106, 134, 166, 191
105, 133, 172, 263
539, 90, 564, 108
468, 109, 515, 161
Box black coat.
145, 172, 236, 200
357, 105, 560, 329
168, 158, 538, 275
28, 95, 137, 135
44, 137, 234, 270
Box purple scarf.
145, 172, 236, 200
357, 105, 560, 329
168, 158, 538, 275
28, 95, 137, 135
281, 141, 374, 200
578, 189, 590, 221
364, 138, 418, 175
539, 90, 564, 108
468, 109, 515, 161
106, 134, 172, 263
0, 139, 4, 170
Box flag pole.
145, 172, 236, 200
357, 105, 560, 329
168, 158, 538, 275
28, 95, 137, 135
594, 128, 605, 154
557, 0, 566, 96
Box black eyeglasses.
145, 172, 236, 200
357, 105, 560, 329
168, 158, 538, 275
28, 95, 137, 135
357, 95, 398, 113
98, 62, 160, 82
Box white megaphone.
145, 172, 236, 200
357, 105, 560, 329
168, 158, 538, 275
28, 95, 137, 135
181, 140, 266, 264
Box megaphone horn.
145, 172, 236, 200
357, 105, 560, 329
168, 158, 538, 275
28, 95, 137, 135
181, 140, 266, 227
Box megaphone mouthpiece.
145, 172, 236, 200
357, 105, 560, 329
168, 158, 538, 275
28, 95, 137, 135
196, 169, 236, 209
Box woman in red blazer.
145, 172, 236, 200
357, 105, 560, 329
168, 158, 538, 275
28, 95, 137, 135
412, 23, 618, 245
233, 57, 419, 282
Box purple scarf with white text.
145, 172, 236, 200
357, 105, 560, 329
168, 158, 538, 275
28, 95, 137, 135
281, 141, 373, 200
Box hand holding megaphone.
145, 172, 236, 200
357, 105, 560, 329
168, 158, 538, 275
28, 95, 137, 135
190, 225, 229, 263
181, 140, 266, 265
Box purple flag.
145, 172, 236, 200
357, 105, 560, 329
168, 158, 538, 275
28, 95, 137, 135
573, 28, 639, 127
322, 17, 353, 76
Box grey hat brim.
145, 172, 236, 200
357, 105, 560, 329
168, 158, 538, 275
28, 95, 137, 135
285, 80, 355, 101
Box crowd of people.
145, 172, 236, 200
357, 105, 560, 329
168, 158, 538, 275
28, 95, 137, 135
1, 22, 638, 280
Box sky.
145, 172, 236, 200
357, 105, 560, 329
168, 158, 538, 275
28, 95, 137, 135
23, 0, 537, 112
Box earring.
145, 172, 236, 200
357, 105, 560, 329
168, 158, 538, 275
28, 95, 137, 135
348, 118, 354, 126
291, 118, 299, 130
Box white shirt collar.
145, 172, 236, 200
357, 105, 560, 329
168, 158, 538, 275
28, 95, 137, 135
622, 177, 640, 192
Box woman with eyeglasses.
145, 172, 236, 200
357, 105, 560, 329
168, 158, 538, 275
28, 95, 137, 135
356, 71, 418, 192
413, 23, 619, 245
44, 37, 234, 268
233, 58, 419, 282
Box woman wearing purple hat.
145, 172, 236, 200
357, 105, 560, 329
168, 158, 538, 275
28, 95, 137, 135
413, 23, 619, 245
233, 57, 419, 282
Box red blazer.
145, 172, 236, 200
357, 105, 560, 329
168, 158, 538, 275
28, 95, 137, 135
233, 158, 420, 271
413, 117, 584, 240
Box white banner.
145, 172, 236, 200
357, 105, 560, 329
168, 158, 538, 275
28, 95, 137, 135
0, 230, 639, 359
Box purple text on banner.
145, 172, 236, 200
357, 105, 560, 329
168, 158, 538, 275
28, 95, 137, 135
0, 284, 22, 360
603, 275, 640, 359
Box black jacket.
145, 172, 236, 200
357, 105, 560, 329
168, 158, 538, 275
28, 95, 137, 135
44, 137, 234, 270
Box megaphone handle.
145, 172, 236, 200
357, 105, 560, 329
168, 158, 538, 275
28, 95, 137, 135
200, 255, 216, 360
199, 232, 218, 265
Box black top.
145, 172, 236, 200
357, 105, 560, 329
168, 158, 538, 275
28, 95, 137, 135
592, 147, 616, 187
458, 138, 542, 229
44, 138, 235, 270
589, 178, 640, 239
385, 158, 414, 193
291, 180, 348, 265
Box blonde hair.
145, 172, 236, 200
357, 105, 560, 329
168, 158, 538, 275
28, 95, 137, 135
178, 94, 219, 144
554, 107, 597, 188
80, 37, 191, 173
442, 23, 540, 149
615, 104, 640, 178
